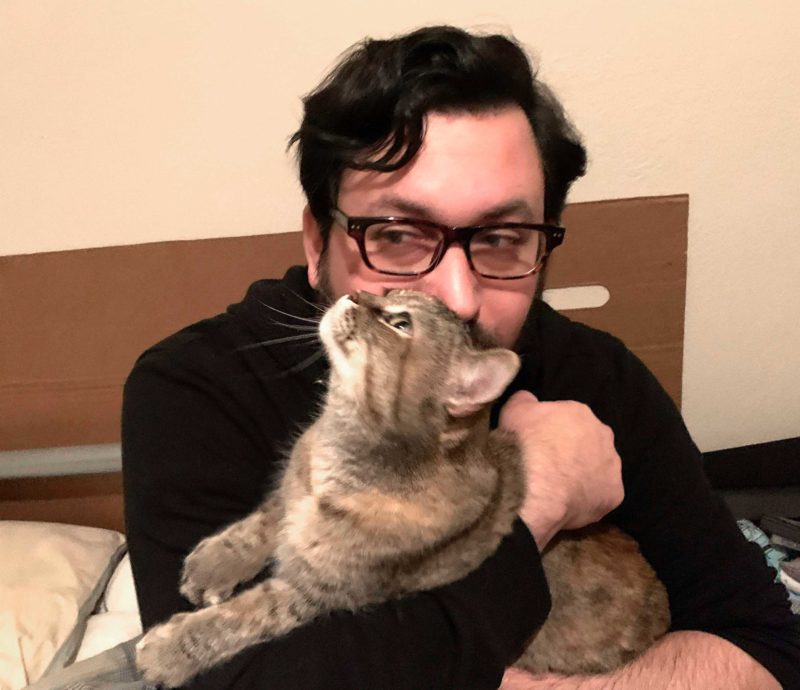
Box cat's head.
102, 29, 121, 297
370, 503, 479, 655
318, 290, 520, 434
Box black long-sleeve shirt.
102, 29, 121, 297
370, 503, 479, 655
122, 266, 800, 689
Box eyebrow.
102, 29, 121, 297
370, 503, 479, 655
367, 195, 541, 223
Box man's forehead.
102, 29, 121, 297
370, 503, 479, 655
337, 107, 545, 222
353, 194, 542, 223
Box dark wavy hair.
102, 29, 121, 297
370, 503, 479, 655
289, 26, 587, 238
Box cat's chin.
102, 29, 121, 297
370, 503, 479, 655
319, 295, 361, 382
319, 296, 352, 347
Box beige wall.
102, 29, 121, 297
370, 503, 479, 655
2, 1, 799, 452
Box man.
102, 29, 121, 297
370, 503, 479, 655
122, 26, 799, 689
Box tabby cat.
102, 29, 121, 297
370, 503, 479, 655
136, 289, 669, 687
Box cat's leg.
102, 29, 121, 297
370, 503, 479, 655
136, 576, 315, 688
180, 493, 284, 607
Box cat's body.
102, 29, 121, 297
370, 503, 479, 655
136, 290, 669, 688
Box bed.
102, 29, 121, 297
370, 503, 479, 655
1, 194, 797, 689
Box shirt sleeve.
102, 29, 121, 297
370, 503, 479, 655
122, 347, 550, 690
604, 348, 800, 690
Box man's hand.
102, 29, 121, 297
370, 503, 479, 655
498, 391, 623, 550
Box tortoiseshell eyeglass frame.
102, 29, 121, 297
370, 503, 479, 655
330, 208, 565, 279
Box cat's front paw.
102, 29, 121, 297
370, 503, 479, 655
180, 539, 238, 607
136, 614, 200, 688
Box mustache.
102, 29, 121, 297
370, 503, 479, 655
464, 320, 499, 350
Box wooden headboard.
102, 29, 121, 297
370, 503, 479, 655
0, 194, 689, 531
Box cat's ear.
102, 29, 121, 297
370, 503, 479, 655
446, 349, 520, 417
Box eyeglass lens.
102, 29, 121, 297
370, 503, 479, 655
363, 221, 546, 277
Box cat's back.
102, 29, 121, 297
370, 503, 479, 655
519, 523, 670, 674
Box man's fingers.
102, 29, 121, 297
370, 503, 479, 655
505, 389, 539, 408
498, 390, 539, 431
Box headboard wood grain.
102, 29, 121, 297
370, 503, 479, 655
0, 194, 688, 530
0, 473, 124, 532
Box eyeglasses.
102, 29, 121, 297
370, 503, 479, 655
330, 208, 565, 280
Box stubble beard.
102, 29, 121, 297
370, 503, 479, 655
314, 247, 336, 308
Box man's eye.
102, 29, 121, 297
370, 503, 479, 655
476, 231, 523, 248
382, 312, 412, 333
384, 231, 412, 244
372, 225, 425, 244
368, 223, 440, 248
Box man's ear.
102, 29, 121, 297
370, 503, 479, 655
446, 349, 520, 418
302, 205, 324, 289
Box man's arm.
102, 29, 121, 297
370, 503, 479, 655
500, 631, 781, 689
497, 340, 799, 689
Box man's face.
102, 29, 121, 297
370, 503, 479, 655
302, 106, 546, 349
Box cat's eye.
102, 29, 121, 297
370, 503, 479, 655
382, 312, 412, 333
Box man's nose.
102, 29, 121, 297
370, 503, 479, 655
424, 245, 480, 322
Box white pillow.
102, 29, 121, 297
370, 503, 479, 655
101, 553, 139, 614
74, 554, 142, 663
0, 521, 125, 690
73, 612, 142, 663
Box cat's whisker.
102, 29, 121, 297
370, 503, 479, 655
256, 300, 321, 325
264, 348, 327, 380
268, 320, 320, 332
284, 348, 326, 374
286, 288, 327, 314
238, 333, 320, 350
